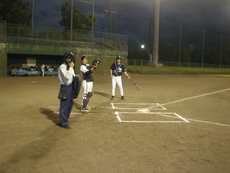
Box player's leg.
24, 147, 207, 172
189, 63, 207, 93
85, 82, 93, 107
116, 76, 124, 99
81, 80, 88, 110
81, 81, 92, 112
111, 76, 116, 99
59, 85, 72, 127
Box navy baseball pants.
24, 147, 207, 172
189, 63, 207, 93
59, 85, 73, 126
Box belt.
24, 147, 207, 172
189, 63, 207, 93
61, 84, 72, 87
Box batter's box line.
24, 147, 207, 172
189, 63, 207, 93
111, 102, 166, 111
115, 111, 190, 123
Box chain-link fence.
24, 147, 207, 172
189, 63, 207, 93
1, 22, 127, 51
147, 21, 230, 67
128, 59, 230, 74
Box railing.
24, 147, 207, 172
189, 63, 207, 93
0, 22, 128, 51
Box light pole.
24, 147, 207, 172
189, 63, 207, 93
152, 0, 160, 65
141, 44, 145, 70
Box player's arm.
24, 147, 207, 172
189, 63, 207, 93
81, 65, 95, 77
110, 69, 113, 78
124, 71, 131, 79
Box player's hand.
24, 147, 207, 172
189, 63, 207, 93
127, 76, 131, 80
69, 62, 75, 68
93, 64, 98, 68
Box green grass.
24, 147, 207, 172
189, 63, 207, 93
127, 65, 230, 75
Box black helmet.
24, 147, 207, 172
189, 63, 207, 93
81, 56, 88, 61
116, 56, 122, 60
64, 52, 75, 59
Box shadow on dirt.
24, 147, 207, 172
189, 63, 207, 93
94, 91, 111, 98
40, 108, 59, 125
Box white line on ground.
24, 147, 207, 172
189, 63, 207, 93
120, 121, 187, 123
174, 113, 190, 123
111, 102, 115, 109
55, 112, 82, 115
116, 112, 189, 123
161, 88, 230, 106
186, 118, 230, 127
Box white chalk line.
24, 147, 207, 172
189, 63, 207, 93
55, 112, 85, 115
162, 88, 230, 106
112, 102, 166, 110
115, 112, 189, 124
186, 118, 230, 127
115, 112, 230, 127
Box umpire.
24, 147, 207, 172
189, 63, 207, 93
57, 52, 76, 129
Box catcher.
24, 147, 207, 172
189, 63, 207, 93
80, 56, 100, 112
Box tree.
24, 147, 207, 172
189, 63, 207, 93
182, 44, 196, 63
0, 0, 31, 25
128, 48, 149, 60
159, 43, 178, 62
204, 47, 218, 64
59, 2, 97, 31
221, 44, 230, 65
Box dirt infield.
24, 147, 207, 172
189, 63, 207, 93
0, 74, 230, 173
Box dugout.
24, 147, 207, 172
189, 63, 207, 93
0, 43, 128, 77
5, 53, 128, 76
0, 21, 128, 77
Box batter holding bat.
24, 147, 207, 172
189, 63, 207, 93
110, 56, 130, 100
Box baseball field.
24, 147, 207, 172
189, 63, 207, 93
0, 74, 229, 173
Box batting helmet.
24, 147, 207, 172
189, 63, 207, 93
81, 56, 88, 61
116, 56, 122, 60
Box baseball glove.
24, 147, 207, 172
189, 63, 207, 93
92, 59, 101, 66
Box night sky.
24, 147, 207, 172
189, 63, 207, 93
25, 0, 230, 48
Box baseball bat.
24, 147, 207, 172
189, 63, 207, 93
129, 78, 141, 91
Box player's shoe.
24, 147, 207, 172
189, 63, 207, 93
121, 96, 124, 100
111, 96, 114, 100
81, 107, 91, 112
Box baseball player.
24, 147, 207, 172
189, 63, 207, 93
57, 52, 75, 129
110, 56, 130, 100
80, 56, 99, 112
41, 64, 45, 76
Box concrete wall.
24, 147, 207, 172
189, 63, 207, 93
0, 53, 7, 77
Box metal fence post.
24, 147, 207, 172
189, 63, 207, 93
202, 29, 205, 68
179, 24, 182, 67
220, 33, 223, 68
